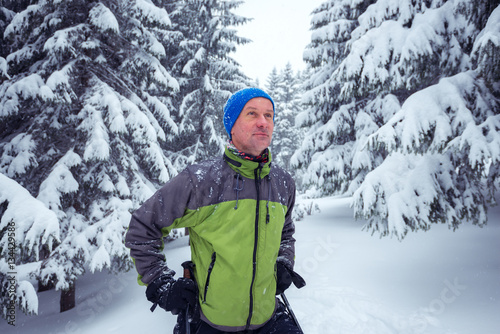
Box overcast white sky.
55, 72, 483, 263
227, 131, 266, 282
232, 0, 325, 85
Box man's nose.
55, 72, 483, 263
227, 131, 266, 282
255, 114, 268, 127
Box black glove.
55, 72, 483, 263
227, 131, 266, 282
146, 276, 198, 315
276, 262, 293, 295
276, 261, 306, 295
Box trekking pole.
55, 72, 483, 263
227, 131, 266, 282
280, 292, 303, 333
184, 305, 190, 334
183, 264, 191, 334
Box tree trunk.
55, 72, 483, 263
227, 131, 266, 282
60, 283, 75, 313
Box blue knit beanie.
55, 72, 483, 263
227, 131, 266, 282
223, 87, 275, 138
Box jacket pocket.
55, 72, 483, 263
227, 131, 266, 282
203, 252, 217, 304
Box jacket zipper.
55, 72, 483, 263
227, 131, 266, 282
246, 163, 263, 329
203, 252, 217, 304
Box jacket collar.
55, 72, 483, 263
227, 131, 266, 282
223, 147, 272, 179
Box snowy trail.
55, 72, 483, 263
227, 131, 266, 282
3, 196, 499, 333
292, 196, 500, 334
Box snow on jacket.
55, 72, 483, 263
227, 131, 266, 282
125, 147, 296, 331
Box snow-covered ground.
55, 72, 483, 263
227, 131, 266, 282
3, 196, 499, 334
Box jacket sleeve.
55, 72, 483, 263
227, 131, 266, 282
277, 176, 296, 270
124, 169, 195, 285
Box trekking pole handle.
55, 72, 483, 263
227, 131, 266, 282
184, 267, 191, 279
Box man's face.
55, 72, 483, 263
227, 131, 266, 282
231, 97, 274, 156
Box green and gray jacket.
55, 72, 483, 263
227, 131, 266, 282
125, 147, 296, 331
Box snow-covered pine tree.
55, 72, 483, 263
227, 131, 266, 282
0, 0, 180, 315
271, 63, 303, 172
265, 66, 281, 101
295, 0, 500, 238
292, 0, 382, 197
353, 1, 500, 239
170, 0, 250, 167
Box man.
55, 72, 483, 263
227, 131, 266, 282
125, 88, 304, 333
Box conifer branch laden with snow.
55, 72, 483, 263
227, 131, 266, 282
0, 174, 60, 319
